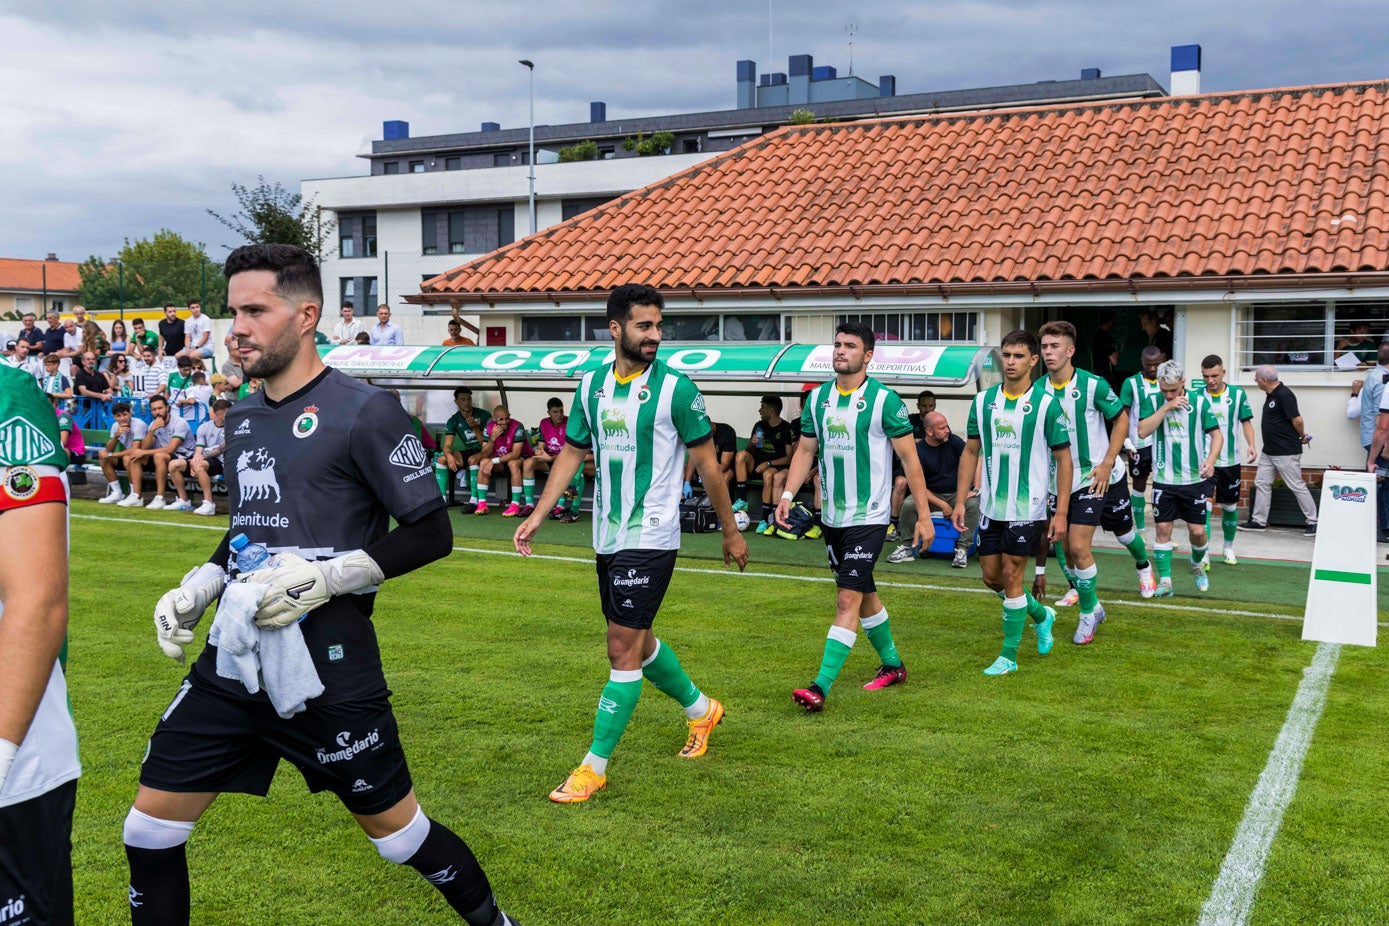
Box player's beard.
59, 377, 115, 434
617, 325, 658, 366
240, 324, 301, 379
833, 356, 864, 375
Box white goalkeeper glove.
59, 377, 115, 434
153, 562, 227, 662
239, 551, 384, 629
0, 737, 17, 796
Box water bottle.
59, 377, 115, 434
229, 533, 274, 576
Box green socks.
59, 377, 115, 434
468, 465, 480, 498
570, 473, 585, 510
1074, 563, 1099, 614
1054, 543, 1077, 589
1221, 506, 1239, 545
1191, 544, 1208, 568
814, 626, 856, 694
510, 485, 523, 505
640, 639, 700, 709
1024, 591, 1049, 623
1132, 492, 1146, 530
1118, 528, 1149, 567
860, 609, 902, 668
1155, 542, 1173, 580
589, 669, 642, 761
434, 462, 450, 497
523, 477, 535, 506
1001, 596, 1028, 661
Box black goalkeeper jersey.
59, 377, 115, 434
191, 367, 444, 703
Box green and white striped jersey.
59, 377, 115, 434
800, 376, 912, 528
567, 359, 712, 554
1030, 368, 1125, 493
1119, 373, 1163, 449
967, 384, 1071, 522
1150, 390, 1220, 486
1201, 384, 1254, 467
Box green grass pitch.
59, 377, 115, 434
65, 504, 1389, 924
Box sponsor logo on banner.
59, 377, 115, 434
316, 728, 381, 764
1331, 484, 1369, 503
801, 345, 944, 378
0, 416, 55, 464
324, 345, 427, 371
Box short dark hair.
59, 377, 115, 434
1140, 346, 1165, 363
1038, 320, 1076, 344
224, 244, 324, 308
1000, 329, 1039, 355
447, 318, 461, 327
149, 394, 168, 410
453, 386, 472, 398
212, 399, 232, 412
132, 318, 146, 327
1201, 354, 1224, 370
546, 396, 563, 410
112, 402, 132, 415
917, 389, 936, 402
164, 303, 177, 310
341, 302, 354, 311
760, 394, 783, 412
835, 321, 875, 353
606, 283, 664, 325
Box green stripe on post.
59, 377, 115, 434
1313, 569, 1373, 585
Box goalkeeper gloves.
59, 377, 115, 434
153, 562, 227, 662
239, 551, 384, 629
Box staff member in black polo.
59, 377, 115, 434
886, 411, 981, 568
1243, 365, 1318, 534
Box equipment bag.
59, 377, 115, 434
679, 496, 721, 533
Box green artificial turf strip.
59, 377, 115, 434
64, 504, 1389, 924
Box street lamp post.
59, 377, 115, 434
519, 58, 536, 236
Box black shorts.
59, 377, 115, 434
822, 523, 886, 592
1127, 445, 1153, 480
1152, 481, 1212, 525
0, 779, 75, 926
977, 515, 1045, 557
1099, 474, 1136, 535
596, 549, 678, 629
139, 677, 412, 816
1212, 464, 1241, 505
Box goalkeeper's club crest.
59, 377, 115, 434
292, 406, 320, 439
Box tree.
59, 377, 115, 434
77, 229, 227, 316
208, 175, 334, 258
558, 140, 599, 163
636, 131, 675, 156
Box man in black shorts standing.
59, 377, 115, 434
125, 245, 517, 925
1119, 346, 1166, 531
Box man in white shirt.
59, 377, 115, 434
132, 347, 167, 398
331, 303, 365, 345
368, 305, 404, 346
179, 300, 214, 359
3, 339, 43, 380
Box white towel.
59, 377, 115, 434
208, 582, 324, 718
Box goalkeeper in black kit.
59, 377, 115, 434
123, 245, 519, 925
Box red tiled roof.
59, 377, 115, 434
0, 258, 82, 294
422, 81, 1389, 300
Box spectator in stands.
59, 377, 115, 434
72, 351, 112, 402
182, 371, 212, 423
17, 311, 44, 349
40, 354, 72, 401
106, 353, 134, 395
109, 319, 129, 356
1337, 320, 1380, 365
441, 386, 491, 503
1091, 310, 1120, 383
4, 338, 43, 379
1348, 342, 1389, 542
477, 406, 528, 516
330, 302, 365, 345
71, 305, 89, 329
124, 394, 192, 510
219, 330, 245, 389
157, 303, 186, 357
166, 356, 196, 418
733, 394, 798, 531
212, 374, 236, 405
40, 310, 65, 357
128, 317, 159, 357
442, 317, 475, 346
59, 316, 82, 361
80, 320, 109, 360
185, 398, 231, 516
1140, 310, 1173, 361
133, 346, 166, 398
354, 331, 371, 344
683, 417, 737, 501
180, 300, 213, 359
887, 411, 981, 568
1243, 366, 1318, 534
100, 402, 150, 505
238, 377, 263, 400
369, 304, 404, 345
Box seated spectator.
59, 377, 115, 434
168, 357, 207, 423
59, 316, 82, 362
185, 398, 231, 516
442, 317, 475, 346
523, 397, 577, 518
683, 417, 736, 500
40, 354, 72, 401
477, 406, 528, 517
127, 318, 159, 358
3, 338, 43, 379
887, 411, 981, 568
354, 331, 371, 345
733, 394, 798, 531
123, 394, 193, 510
109, 319, 130, 356
211, 374, 236, 405
73, 351, 113, 402
440, 386, 491, 504
237, 377, 263, 400
1337, 320, 1380, 365
80, 320, 110, 360
99, 402, 151, 505
179, 300, 213, 359
888, 390, 940, 539
105, 353, 134, 395
132, 346, 166, 398
220, 330, 245, 389
71, 305, 89, 329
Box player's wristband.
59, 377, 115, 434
781, 491, 794, 501
1035, 566, 1047, 576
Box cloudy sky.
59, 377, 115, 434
3, 0, 1388, 264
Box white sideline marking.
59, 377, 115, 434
1196, 642, 1341, 926
72, 515, 1388, 627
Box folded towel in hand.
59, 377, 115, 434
208, 582, 324, 718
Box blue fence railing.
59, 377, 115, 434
70, 397, 209, 435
